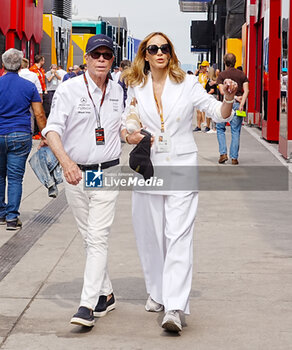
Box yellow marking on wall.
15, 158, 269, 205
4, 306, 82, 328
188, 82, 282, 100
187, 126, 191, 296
72, 34, 94, 63
72, 35, 86, 50
67, 29, 73, 69
51, 29, 57, 65
226, 38, 242, 68
43, 14, 52, 37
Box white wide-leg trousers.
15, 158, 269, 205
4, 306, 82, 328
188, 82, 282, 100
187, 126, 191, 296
64, 178, 118, 310
132, 191, 198, 314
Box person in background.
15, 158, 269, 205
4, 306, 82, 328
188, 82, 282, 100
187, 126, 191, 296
0, 49, 46, 230
216, 53, 249, 165
19, 58, 42, 95
29, 55, 47, 97
79, 64, 87, 74
215, 68, 221, 100
41, 34, 124, 328
57, 65, 67, 83
63, 66, 76, 81
30, 55, 47, 139
111, 66, 120, 81
118, 59, 132, 106
193, 60, 209, 132
74, 65, 83, 76
281, 68, 288, 112
204, 67, 218, 133
45, 64, 61, 117
122, 32, 237, 333
19, 58, 42, 133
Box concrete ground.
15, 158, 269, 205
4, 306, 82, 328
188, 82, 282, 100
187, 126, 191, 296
0, 125, 291, 350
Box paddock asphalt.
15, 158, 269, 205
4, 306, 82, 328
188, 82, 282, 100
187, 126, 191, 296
0, 125, 291, 350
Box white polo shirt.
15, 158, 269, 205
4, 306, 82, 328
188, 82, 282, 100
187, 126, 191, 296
19, 68, 42, 94
42, 71, 124, 165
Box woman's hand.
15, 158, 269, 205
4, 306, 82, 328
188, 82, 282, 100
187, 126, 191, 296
126, 129, 145, 145
126, 129, 155, 146
222, 79, 238, 100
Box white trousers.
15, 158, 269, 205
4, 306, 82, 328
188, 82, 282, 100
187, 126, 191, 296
132, 191, 198, 315
64, 178, 118, 310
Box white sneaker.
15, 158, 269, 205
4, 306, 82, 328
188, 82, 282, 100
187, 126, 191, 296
145, 296, 164, 312
162, 310, 182, 332
207, 129, 217, 134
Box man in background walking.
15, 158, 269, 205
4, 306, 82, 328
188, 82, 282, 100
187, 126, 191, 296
0, 49, 46, 230
216, 53, 249, 165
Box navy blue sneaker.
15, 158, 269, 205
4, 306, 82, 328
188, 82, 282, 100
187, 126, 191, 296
70, 306, 94, 327
6, 218, 22, 231
193, 126, 201, 132
0, 217, 6, 225
94, 293, 116, 317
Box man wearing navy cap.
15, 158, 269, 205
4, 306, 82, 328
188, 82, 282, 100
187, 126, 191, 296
41, 34, 125, 327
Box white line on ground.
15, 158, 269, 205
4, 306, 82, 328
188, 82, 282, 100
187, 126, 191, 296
243, 125, 292, 174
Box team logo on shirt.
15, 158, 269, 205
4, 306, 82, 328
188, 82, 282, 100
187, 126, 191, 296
77, 97, 91, 115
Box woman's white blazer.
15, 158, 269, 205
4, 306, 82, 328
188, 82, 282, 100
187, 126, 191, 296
125, 73, 232, 167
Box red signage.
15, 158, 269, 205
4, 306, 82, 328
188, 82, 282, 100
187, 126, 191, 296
0, 0, 11, 35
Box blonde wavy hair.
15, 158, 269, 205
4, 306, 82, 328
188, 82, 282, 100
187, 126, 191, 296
122, 32, 186, 87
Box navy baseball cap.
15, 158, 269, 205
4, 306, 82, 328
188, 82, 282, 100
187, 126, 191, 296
86, 34, 114, 54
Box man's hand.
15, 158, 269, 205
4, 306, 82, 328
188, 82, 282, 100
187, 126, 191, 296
239, 102, 245, 111
62, 160, 82, 185
38, 139, 48, 149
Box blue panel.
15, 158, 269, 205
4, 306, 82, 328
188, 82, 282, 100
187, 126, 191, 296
133, 38, 141, 54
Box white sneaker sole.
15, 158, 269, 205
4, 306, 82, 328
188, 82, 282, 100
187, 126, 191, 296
162, 320, 182, 332
93, 302, 116, 317
6, 227, 22, 231
145, 305, 164, 312
70, 317, 94, 327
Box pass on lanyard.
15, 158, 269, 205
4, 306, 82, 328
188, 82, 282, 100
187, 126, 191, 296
83, 74, 107, 145
154, 92, 171, 153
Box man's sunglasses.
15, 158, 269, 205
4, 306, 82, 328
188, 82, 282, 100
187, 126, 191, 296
89, 51, 113, 60
146, 44, 171, 55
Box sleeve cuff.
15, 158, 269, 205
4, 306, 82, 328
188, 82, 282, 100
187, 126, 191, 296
215, 103, 234, 123
41, 126, 63, 138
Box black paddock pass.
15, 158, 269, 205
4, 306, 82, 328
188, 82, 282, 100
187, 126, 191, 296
95, 128, 105, 145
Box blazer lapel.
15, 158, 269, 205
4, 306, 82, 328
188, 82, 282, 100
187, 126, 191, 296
135, 73, 185, 128
135, 73, 160, 126
161, 75, 184, 121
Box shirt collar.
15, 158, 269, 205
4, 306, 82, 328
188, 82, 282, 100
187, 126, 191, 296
85, 70, 111, 96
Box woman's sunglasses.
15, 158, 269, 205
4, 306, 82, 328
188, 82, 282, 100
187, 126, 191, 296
146, 44, 171, 55
89, 51, 113, 60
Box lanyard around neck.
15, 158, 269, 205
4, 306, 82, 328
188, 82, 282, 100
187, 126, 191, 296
153, 92, 165, 133
83, 74, 107, 127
